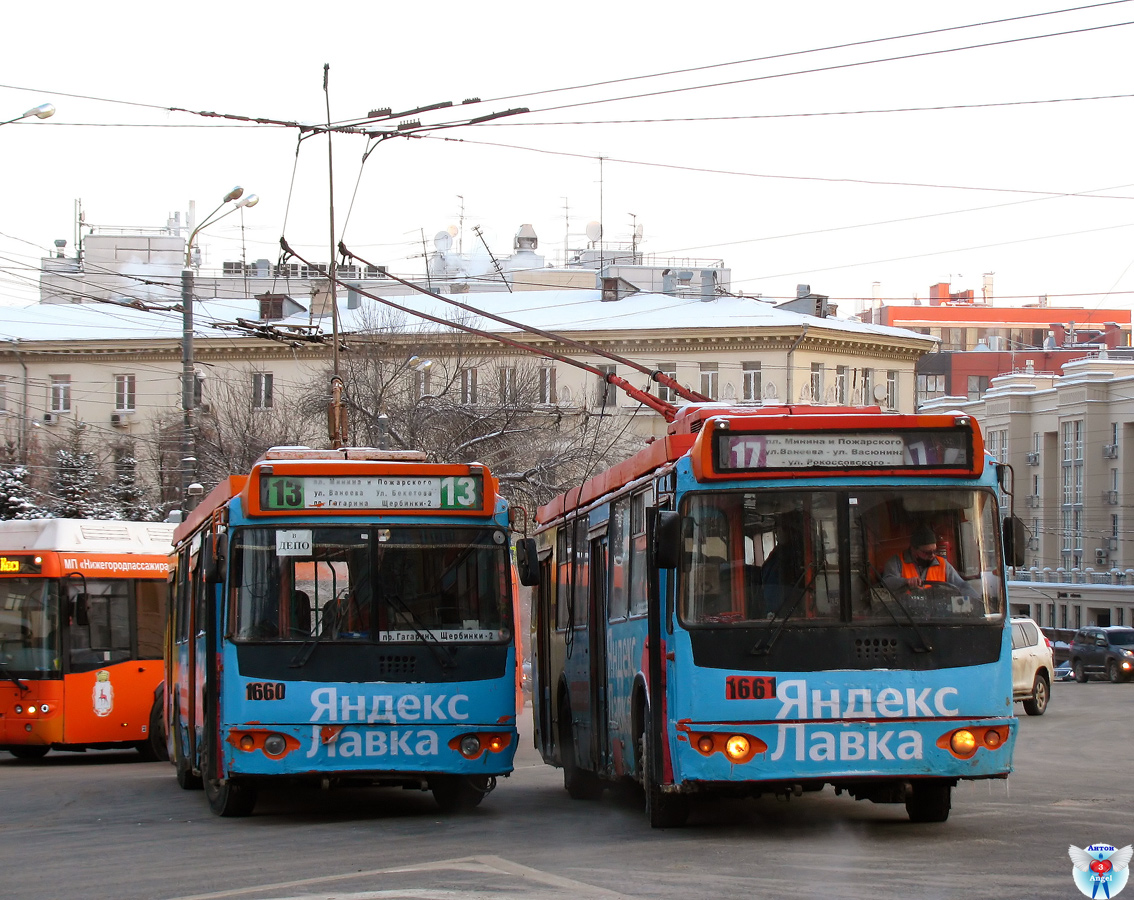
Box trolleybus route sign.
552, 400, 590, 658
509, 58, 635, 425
261, 474, 482, 511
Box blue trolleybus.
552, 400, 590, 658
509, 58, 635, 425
521, 405, 1024, 826
166, 447, 519, 816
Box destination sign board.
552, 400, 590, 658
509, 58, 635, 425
260, 474, 484, 512
714, 429, 973, 474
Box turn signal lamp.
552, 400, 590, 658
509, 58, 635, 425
450, 732, 513, 760
687, 731, 766, 765
228, 730, 300, 759
937, 725, 1009, 759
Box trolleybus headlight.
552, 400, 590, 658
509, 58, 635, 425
263, 734, 287, 757
983, 730, 1002, 749
949, 730, 977, 756
724, 735, 751, 761
14, 705, 22, 714
697, 736, 715, 754
459, 735, 482, 759
239, 734, 256, 751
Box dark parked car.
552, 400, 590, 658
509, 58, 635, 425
1068, 626, 1134, 683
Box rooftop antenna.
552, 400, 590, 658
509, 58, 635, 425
419, 228, 432, 291
456, 195, 465, 255
472, 224, 511, 293
562, 196, 570, 266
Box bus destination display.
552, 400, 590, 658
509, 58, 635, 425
261, 474, 483, 511
716, 429, 972, 473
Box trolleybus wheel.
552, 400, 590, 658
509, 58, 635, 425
559, 700, 603, 801
639, 712, 690, 829
430, 774, 493, 812
9, 746, 49, 760
203, 752, 257, 817
1022, 672, 1049, 716
905, 780, 951, 823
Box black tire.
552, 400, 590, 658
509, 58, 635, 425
559, 699, 603, 801
1022, 672, 1050, 716
906, 780, 951, 823
1073, 659, 1088, 683
431, 774, 493, 812
203, 749, 257, 817
639, 711, 690, 829
173, 722, 202, 791
1108, 660, 1121, 683
9, 745, 49, 760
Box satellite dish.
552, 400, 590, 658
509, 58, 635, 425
434, 231, 452, 252
585, 221, 602, 243
634, 223, 644, 239
872, 385, 888, 402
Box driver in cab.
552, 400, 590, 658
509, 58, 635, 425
882, 523, 975, 600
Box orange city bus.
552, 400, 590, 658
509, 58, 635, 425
0, 519, 174, 760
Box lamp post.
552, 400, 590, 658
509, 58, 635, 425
0, 103, 55, 127
180, 187, 259, 515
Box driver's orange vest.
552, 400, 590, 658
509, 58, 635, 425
901, 555, 947, 584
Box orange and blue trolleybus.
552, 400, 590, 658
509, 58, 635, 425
166, 447, 520, 816
520, 405, 1026, 826
0, 518, 174, 760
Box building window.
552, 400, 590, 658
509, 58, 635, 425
699, 363, 718, 401
916, 374, 946, 405
413, 368, 432, 401
1060, 418, 1084, 569
656, 363, 677, 404
461, 368, 478, 405
810, 364, 823, 403
0, 375, 7, 412
498, 366, 519, 405
114, 374, 136, 412
252, 372, 273, 409
862, 368, 874, 405
966, 375, 990, 400
595, 364, 617, 408
50, 375, 71, 412
886, 370, 898, 409
538, 365, 556, 404
742, 362, 761, 402
834, 366, 847, 404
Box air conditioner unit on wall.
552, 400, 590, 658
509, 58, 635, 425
1105, 490, 1119, 505
1095, 548, 1109, 562
110, 413, 125, 427
1103, 444, 1119, 458
42, 412, 57, 425
1026, 452, 1040, 465
1025, 495, 1041, 508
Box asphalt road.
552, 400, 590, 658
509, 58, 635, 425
0, 682, 1130, 900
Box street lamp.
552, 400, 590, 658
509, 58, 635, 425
180, 187, 259, 515
0, 103, 55, 127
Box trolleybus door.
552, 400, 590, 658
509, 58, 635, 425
589, 534, 610, 776
534, 554, 554, 757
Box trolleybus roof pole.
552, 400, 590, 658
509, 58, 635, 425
279, 238, 682, 422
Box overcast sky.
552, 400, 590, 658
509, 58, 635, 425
2, 0, 1133, 319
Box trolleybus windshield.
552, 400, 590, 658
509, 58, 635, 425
231, 525, 512, 644
679, 487, 1004, 627
0, 579, 58, 675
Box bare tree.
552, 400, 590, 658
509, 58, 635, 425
325, 305, 648, 510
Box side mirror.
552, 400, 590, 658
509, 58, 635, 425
201, 532, 228, 586
1002, 516, 1026, 568
516, 537, 541, 587
73, 594, 90, 627
653, 510, 682, 570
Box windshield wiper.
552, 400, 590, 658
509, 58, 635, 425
751, 566, 818, 656
861, 562, 934, 654
0, 660, 28, 691
382, 590, 456, 671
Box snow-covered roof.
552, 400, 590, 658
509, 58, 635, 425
0, 289, 933, 345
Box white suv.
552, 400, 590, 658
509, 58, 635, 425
1011, 616, 1054, 716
